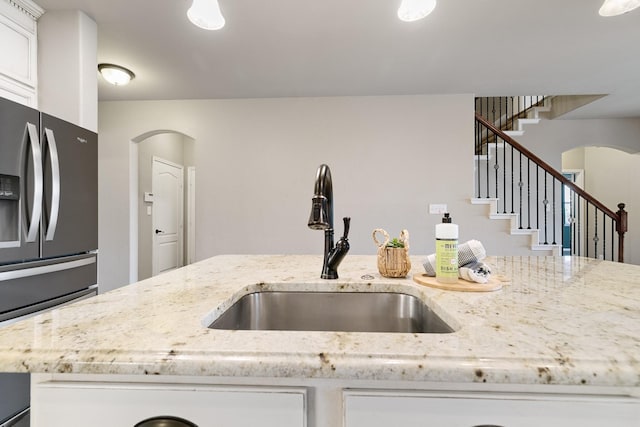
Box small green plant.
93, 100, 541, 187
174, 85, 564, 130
386, 238, 405, 248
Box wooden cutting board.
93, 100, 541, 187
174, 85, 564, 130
412, 273, 505, 292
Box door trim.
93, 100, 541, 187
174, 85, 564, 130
187, 166, 196, 264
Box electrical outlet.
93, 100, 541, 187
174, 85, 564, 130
429, 204, 447, 214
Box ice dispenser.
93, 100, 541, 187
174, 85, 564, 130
0, 174, 20, 246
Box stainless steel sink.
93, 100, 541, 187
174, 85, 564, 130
208, 291, 454, 333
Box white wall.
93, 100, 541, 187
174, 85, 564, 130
518, 117, 640, 170
99, 94, 560, 292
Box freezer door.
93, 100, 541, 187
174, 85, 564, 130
0, 281, 98, 426
40, 114, 98, 258
0, 373, 29, 426
0, 97, 41, 264
0, 254, 97, 319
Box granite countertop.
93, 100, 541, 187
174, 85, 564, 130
0, 254, 639, 387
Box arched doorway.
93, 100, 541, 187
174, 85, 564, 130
130, 130, 196, 281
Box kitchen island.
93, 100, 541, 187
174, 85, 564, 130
0, 254, 639, 426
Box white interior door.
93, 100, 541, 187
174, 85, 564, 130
152, 157, 184, 276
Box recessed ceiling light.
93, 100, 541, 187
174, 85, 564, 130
98, 63, 135, 86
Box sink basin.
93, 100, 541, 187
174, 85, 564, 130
208, 291, 454, 333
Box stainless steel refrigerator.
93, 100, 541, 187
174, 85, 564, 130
0, 96, 98, 426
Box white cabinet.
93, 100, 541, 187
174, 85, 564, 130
32, 380, 306, 427
344, 390, 640, 427
0, 0, 43, 107
31, 374, 640, 427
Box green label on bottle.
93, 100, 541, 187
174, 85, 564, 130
436, 239, 458, 279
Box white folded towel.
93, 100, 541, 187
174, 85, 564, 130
422, 239, 492, 283
459, 261, 492, 284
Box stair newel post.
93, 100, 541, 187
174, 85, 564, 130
616, 203, 628, 263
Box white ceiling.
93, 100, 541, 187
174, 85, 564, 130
34, 0, 640, 119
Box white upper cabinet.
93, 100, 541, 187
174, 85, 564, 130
0, 0, 43, 107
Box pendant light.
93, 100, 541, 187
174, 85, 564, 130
187, 0, 225, 30
397, 0, 437, 22
98, 63, 135, 86
599, 0, 640, 16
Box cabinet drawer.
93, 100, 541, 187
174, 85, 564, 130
344, 390, 640, 427
33, 381, 306, 427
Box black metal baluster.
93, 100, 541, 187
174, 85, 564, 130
543, 170, 548, 245
510, 96, 514, 130
594, 208, 599, 258
536, 166, 540, 231
486, 127, 489, 199
571, 190, 576, 255
602, 210, 607, 261
577, 196, 582, 256
519, 151, 523, 229
586, 204, 590, 258
554, 183, 571, 251
527, 158, 531, 229
475, 119, 480, 197
503, 135, 507, 213
499, 96, 503, 130
511, 143, 515, 214
611, 217, 615, 261
492, 97, 495, 125
493, 135, 500, 213
552, 177, 557, 245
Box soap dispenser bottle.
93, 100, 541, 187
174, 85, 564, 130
436, 213, 459, 284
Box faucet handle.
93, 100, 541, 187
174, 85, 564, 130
327, 217, 351, 275
342, 217, 351, 238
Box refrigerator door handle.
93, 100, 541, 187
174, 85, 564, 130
25, 122, 43, 243
43, 128, 61, 241
0, 256, 96, 282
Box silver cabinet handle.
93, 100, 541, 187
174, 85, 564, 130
471, 425, 505, 427
44, 127, 61, 241
25, 122, 42, 242
134, 416, 198, 426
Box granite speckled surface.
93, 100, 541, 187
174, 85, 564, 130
0, 255, 639, 387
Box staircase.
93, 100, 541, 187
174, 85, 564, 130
473, 96, 627, 262
503, 98, 550, 137
470, 198, 561, 255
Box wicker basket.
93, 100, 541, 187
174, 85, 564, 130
372, 229, 411, 278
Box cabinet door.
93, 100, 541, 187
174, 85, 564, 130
344, 390, 640, 427
0, 2, 39, 106
33, 382, 306, 427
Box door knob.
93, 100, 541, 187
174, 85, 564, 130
155, 229, 163, 234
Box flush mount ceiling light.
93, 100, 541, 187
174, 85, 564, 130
397, 0, 437, 22
187, 0, 225, 30
599, 0, 640, 16
98, 63, 135, 86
